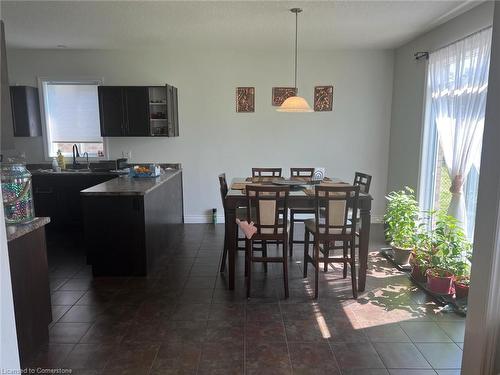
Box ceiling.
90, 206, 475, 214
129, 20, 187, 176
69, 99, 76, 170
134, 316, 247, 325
1, 1, 483, 51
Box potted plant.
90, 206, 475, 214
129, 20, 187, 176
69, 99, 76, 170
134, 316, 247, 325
454, 275, 470, 299
411, 247, 430, 283
411, 211, 435, 283
450, 249, 472, 299
384, 187, 419, 265
426, 212, 471, 295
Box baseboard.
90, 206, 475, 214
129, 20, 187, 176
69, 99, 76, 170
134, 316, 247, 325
184, 215, 226, 224
184, 214, 384, 224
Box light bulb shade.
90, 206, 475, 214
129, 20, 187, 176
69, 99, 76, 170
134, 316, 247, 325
276, 96, 313, 112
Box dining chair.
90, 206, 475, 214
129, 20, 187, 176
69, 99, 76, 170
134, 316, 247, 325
288, 167, 316, 256
245, 185, 290, 299
353, 172, 372, 194
290, 167, 315, 180
218, 173, 250, 273
251, 168, 282, 178
352, 171, 372, 230
303, 185, 360, 299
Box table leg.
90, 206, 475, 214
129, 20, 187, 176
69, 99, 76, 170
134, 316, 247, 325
226, 207, 237, 290
358, 207, 371, 292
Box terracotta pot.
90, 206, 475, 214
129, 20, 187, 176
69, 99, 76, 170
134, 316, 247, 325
455, 282, 469, 299
391, 244, 413, 265
426, 269, 455, 295
411, 264, 427, 283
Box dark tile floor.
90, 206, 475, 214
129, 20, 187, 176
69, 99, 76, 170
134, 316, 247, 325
26, 224, 465, 374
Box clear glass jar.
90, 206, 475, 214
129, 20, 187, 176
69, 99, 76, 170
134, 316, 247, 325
1, 162, 35, 224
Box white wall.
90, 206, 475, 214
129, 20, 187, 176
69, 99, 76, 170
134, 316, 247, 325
462, 2, 500, 373
0, 15, 20, 372
6, 47, 394, 222
387, 1, 494, 194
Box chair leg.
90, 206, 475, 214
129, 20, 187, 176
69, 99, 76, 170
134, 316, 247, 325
350, 241, 357, 299
262, 240, 268, 273
343, 241, 348, 279
289, 211, 294, 257
220, 230, 228, 273
303, 229, 310, 278
314, 241, 320, 299
283, 240, 289, 299
323, 245, 328, 273
246, 239, 252, 298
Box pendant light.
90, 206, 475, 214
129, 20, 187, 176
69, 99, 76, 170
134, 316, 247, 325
277, 8, 313, 113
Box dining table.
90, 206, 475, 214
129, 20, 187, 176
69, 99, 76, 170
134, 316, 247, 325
224, 177, 373, 292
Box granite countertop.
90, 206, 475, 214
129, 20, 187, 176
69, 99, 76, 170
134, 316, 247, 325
80, 169, 182, 196
6, 217, 51, 242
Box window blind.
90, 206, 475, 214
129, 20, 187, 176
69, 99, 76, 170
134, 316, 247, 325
44, 83, 102, 143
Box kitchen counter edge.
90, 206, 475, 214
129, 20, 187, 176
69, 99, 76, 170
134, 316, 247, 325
80, 169, 182, 196
6, 217, 51, 242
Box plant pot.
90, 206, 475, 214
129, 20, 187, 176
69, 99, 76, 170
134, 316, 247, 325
455, 282, 469, 299
426, 269, 455, 295
411, 264, 427, 283
391, 244, 413, 265
384, 222, 391, 244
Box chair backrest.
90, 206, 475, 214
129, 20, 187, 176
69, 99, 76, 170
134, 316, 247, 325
252, 168, 282, 178
218, 173, 228, 210
290, 168, 315, 178
353, 172, 372, 194
246, 185, 289, 236
314, 185, 360, 237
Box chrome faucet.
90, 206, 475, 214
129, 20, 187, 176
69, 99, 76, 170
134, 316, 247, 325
72, 144, 80, 168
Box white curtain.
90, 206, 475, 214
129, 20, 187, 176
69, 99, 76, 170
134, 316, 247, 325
429, 28, 492, 229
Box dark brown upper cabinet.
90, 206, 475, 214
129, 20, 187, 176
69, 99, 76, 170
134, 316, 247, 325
98, 85, 179, 137
98, 86, 124, 136
166, 85, 179, 137
10, 86, 42, 137
124, 87, 150, 136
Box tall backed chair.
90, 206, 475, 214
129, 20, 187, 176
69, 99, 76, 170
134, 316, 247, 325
290, 167, 315, 180
289, 168, 316, 255
251, 168, 282, 178
218, 173, 247, 272
245, 185, 290, 299
303, 185, 360, 299
353, 172, 372, 194
351, 172, 372, 230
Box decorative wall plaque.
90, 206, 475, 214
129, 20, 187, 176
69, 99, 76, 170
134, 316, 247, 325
314, 85, 333, 112
272, 87, 297, 106
236, 87, 255, 113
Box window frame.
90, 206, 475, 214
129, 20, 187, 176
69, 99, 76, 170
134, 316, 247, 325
418, 66, 439, 216
38, 77, 108, 161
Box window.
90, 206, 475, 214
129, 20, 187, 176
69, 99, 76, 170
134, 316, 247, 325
420, 28, 491, 239
40, 79, 104, 158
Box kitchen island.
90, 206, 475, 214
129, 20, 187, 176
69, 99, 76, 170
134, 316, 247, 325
81, 169, 183, 276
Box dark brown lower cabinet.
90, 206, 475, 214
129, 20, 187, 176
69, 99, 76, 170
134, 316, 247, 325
32, 173, 118, 230
7, 221, 51, 367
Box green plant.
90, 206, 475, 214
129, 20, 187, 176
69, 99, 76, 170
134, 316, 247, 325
384, 187, 419, 249
428, 211, 472, 277
412, 210, 435, 269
